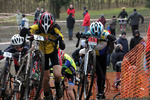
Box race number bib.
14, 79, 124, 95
3, 52, 12, 58
34, 35, 44, 41
88, 37, 97, 46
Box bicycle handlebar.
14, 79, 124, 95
0, 51, 21, 59
75, 32, 108, 48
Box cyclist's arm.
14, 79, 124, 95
54, 28, 65, 50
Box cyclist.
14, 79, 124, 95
72, 40, 87, 66
60, 50, 76, 100
20, 12, 65, 100
118, 7, 128, 31
0, 34, 29, 73
76, 22, 116, 99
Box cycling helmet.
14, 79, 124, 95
11, 34, 24, 45
39, 12, 53, 34
90, 22, 104, 37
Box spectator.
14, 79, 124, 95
67, 5, 75, 17
21, 14, 29, 29
82, 10, 90, 33
41, 8, 45, 14
83, 6, 87, 17
66, 13, 75, 40
16, 10, 22, 28
110, 16, 117, 36
111, 44, 125, 88
97, 15, 106, 28
34, 7, 41, 24
118, 7, 128, 18
130, 30, 143, 50
127, 9, 144, 36
118, 7, 128, 31
117, 32, 129, 54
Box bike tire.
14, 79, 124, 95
19, 54, 31, 100
83, 50, 96, 100
77, 58, 85, 100
32, 50, 45, 100
0, 67, 14, 100
0, 68, 4, 98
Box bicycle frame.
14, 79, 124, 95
0, 51, 22, 100
83, 45, 95, 76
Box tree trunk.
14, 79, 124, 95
101, 0, 104, 9
115, 0, 119, 8
107, 0, 111, 8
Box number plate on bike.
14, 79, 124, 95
34, 35, 44, 41
88, 37, 97, 45
3, 52, 12, 58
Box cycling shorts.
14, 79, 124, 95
45, 50, 59, 70
66, 73, 75, 85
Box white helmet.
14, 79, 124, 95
11, 34, 24, 45
90, 22, 104, 37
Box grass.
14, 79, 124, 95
1, 6, 150, 23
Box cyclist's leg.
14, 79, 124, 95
51, 51, 63, 99
67, 74, 75, 100
42, 54, 51, 98
96, 54, 107, 99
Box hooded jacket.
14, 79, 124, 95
111, 46, 125, 70
117, 35, 129, 54
130, 32, 143, 50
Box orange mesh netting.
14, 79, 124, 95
121, 22, 150, 99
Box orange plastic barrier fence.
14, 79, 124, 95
121, 22, 150, 99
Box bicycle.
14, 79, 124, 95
38, 71, 77, 100
0, 51, 20, 100
76, 32, 107, 100
0, 34, 45, 100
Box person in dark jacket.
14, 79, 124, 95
118, 7, 128, 18
110, 15, 117, 36
118, 7, 128, 31
130, 30, 143, 50
127, 9, 144, 36
34, 7, 41, 24
111, 44, 125, 89
97, 15, 106, 28
72, 40, 87, 66
66, 13, 75, 40
117, 31, 129, 54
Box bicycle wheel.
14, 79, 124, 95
83, 50, 96, 100
0, 68, 4, 98
77, 58, 85, 100
30, 50, 45, 100
0, 67, 14, 100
